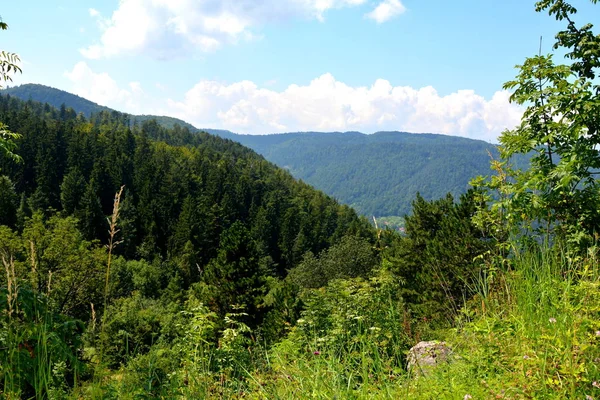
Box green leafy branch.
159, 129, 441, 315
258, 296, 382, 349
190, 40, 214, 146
0, 122, 22, 163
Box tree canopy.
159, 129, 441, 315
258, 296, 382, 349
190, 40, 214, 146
474, 0, 600, 248
0, 19, 21, 163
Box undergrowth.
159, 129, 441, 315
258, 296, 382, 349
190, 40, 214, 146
9, 243, 591, 399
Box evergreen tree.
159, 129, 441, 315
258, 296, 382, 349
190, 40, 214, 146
60, 166, 85, 214
203, 221, 268, 324
78, 179, 105, 241
0, 175, 18, 227
384, 190, 494, 322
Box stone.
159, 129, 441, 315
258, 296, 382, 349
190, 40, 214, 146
407, 340, 452, 376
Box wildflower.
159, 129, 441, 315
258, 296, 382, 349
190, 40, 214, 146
313, 351, 321, 355
593, 381, 600, 389
585, 395, 593, 400
464, 395, 472, 400
523, 355, 530, 360
549, 317, 557, 324
595, 331, 600, 337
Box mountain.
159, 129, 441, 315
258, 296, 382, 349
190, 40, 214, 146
3, 83, 113, 117
2, 83, 504, 217
214, 130, 502, 217
0, 92, 373, 319
3, 83, 199, 132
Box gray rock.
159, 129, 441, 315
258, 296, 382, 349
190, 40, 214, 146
407, 341, 452, 376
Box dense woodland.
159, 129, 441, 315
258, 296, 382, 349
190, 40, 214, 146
0, 93, 495, 397
231, 131, 504, 217
2, 0, 600, 398
0, 93, 376, 320
5, 83, 509, 218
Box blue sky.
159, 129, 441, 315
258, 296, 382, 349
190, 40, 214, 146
2, 0, 599, 141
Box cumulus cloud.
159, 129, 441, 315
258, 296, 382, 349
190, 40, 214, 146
80, 0, 375, 59
365, 0, 406, 23
61, 63, 522, 142
165, 73, 523, 142
63, 62, 145, 114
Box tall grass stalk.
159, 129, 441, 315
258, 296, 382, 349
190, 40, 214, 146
96, 185, 124, 387
103, 185, 124, 321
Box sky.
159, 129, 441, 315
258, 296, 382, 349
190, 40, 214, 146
2, 0, 599, 142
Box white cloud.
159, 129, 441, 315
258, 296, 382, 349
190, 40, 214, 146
63, 62, 145, 114
60, 64, 522, 142
155, 82, 169, 91
81, 0, 372, 59
365, 0, 406, 23
165, 73, 523, 142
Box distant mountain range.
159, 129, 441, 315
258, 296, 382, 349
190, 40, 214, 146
2, 83, 507, 217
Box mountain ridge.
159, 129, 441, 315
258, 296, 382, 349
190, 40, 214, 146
2, 83, 501, 217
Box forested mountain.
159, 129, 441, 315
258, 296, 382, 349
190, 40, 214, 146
3, 83, 199, 131
0, 86, 497, 399
218, 131, 502, 217
3, 83, 502, 217
3, 83, 114, 118
0, 93, 373, 322
3, 2, 600, 398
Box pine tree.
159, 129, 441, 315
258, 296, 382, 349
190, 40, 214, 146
60, 167, 85, 214
0, 175, 18, 227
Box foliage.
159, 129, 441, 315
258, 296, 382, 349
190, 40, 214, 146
3, 83, 198, 129
0, 175, 18, 227
21, 213, 107, 320
261, 270, 411, 398
0, 20, 22, 164
288, 234, 379, 289
0, 88, 374, 397
2, 84, 521, 218
242, 131, 511, 217
477, 0, 600, 248
405, 245, 600, 399
0, 19, 21, 88
383, 190, 496, 325
0, 122, 21, 163
0, 286, 84, 399
0, 224, 84, 398
5, 2, 600, 398
0, 91, 372, 314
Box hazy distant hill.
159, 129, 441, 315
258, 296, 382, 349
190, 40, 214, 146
2, 83, 505, 217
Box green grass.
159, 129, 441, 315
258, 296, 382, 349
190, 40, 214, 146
242, 244, 600, 399
4, 244, 600, 399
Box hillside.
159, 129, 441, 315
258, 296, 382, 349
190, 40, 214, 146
3, 83, 502, 217
219, 130, 502, 217
0, 93, 373, 307
3, 83, 114, 117
3, 84, 199, 132
3, 1, 600, 399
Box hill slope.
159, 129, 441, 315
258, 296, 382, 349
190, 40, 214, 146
3, 83, 199, 132
0, 92, 372, 316
3, 83, 502, 217
216, 130, 500, 216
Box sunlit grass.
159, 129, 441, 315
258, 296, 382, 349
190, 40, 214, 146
4, 240, 600, 399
